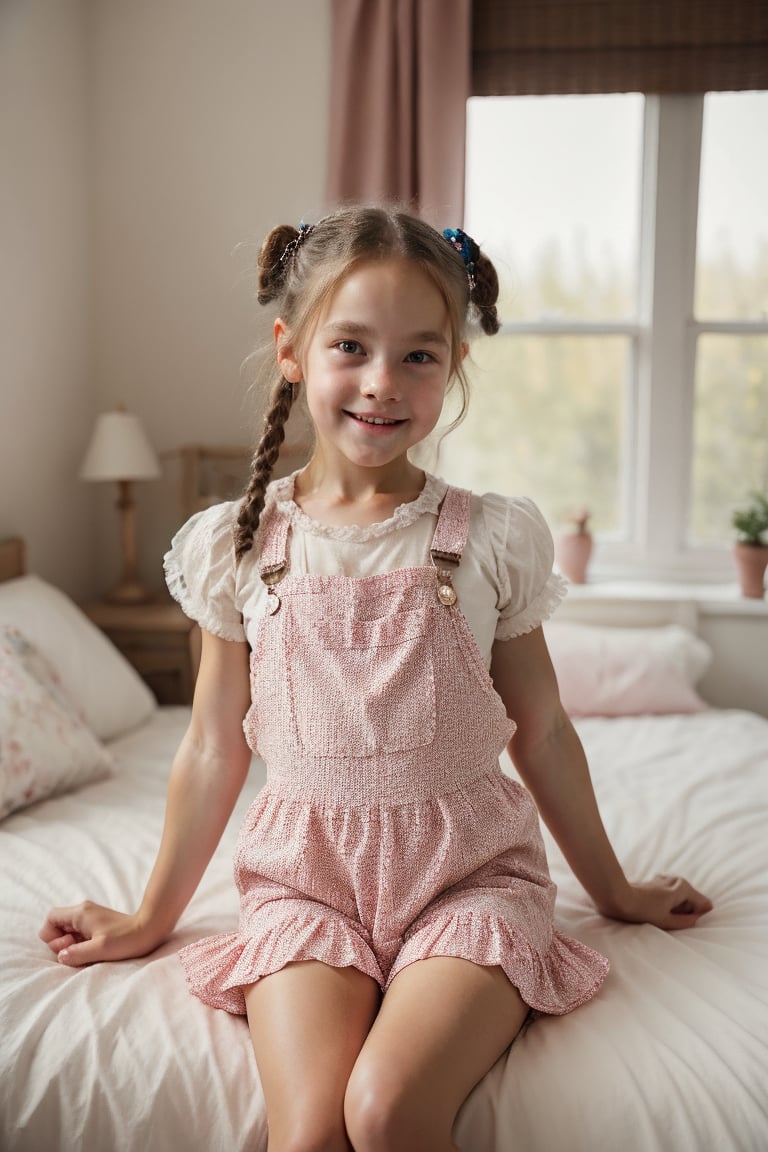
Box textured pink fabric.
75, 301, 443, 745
179, 488, 609, 1015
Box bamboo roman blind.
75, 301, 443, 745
472, 1, 768, 94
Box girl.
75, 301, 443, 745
41, 207, 712, 1152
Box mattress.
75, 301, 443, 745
1, 706, 767, 1151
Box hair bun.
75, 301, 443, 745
472, 252, 500, 335
257, 224, 298, 305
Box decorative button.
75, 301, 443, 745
437, 583, 457, 606
266, 587, 281, 615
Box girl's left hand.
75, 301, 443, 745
606, 874, 714, 930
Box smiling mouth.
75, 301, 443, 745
347, 412, 405, 426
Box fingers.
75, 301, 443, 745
56, 938, 108, 967
39, 902, 103, 965
670, 893, 713, 917
660, 875, 713, 912
657, 875, 714, 930
664, 907, 703, 930
39, 902, 160, 966
620, 876, 714, 931
48, 933, 80, 955
39, 905, 89, 952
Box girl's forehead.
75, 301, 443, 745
320, 258, 449, 323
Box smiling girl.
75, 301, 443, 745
41, 206, 712, 1152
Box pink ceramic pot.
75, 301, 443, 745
734, 542, 768, 598
556, 531, 593, 584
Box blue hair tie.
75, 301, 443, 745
443, 227, 480, 291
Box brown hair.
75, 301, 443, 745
234, 205, 500, 560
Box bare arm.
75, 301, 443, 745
39, 628, 253, 965
490, 626, 713, 929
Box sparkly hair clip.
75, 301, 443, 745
443, 227, 480, 292
280, 221, 315, 266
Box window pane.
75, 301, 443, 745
690, 335, 768, 542
440, 335, 628, 535
464, 95, 643, 321
695, 92, 768, 321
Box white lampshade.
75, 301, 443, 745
80, 410, 161, 482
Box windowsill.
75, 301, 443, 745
561, 579, 768, 617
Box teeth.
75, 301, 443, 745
355, 414, 398, 425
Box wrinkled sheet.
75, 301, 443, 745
1, 707, 766, 1151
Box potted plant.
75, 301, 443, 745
732, 491, 768, 598
555, 508, 593, 584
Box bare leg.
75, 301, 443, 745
244, 961, 380, 1152
345, 957, 529, 1152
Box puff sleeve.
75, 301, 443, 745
163, 501, 246, 642
479, 493, 567, 641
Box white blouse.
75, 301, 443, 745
164, 472, 566, 668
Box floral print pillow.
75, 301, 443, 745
0, 627, 112, 820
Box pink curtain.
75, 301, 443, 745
326, 0, 471, 228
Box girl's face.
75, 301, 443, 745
277, 258, 461, 476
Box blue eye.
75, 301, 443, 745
405, 351, 434, 364
337, 340, 363, 355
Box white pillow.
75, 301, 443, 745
544, 622, 712, 717
0, 575, 156, 740
0, 627, 112, 819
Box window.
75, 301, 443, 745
691, 92, 768, 544
446, 92, 768, 582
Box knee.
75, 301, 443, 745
344, 1062, 440, 1152
267, 1110, 349, 1152
344, 1072, 397, 1152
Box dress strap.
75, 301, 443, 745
258, 505, 290, 583
430, 486, 472, 564
430, 487, 471, 607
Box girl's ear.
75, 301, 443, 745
274, 318, 303, 383
459, 340, 469, 362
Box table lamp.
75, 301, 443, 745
80, 408, 161, 603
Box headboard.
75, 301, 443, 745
180, 440, 311, 519
0, 538, 25, 583
181, 446, 253, 518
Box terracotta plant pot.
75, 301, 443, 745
734, 542, 768, 599
556, 531, 593, 584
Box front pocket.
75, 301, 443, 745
286, 606, 436, 757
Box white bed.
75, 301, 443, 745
1, 541, 767, 1152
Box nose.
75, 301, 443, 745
361, 359, 401, 402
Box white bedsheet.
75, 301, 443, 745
1, 707, 767, 1151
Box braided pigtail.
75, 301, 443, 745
234, 379, 296, 560
235, 220, 317, 560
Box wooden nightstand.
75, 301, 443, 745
84, 599, 201, 706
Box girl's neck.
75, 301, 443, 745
292, 458, 427, 528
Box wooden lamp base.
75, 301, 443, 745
106, 479, 154, 605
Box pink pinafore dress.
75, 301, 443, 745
178, 487, 609, 1015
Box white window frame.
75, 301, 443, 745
484, 94, 768, 585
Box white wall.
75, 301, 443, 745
0, 0, 94, 595
88, 0, 331, 593
0, 0, 331, 598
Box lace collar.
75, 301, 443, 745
266, 471, 448, 543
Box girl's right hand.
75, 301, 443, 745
39, 902, 166, 967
